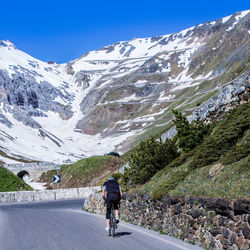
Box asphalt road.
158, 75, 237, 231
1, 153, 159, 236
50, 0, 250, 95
0, 199, 202, 250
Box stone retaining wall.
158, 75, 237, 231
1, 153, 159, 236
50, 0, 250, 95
0, 187, 100, 203
84, 193, 250, 249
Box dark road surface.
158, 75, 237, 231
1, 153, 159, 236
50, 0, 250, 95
0, 199, 202, 250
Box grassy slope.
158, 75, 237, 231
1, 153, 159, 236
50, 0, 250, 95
170, 156, 249, 199
40, 155, 124, 188
0, 167, 33, 192
137, 102, 250, 199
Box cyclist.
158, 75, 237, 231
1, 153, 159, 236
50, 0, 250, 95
102, 176, 123, 232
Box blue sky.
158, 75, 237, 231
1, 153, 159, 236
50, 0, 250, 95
0, 0, 248, 63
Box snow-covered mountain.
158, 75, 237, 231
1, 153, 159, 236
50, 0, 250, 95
0, 10, 249, 163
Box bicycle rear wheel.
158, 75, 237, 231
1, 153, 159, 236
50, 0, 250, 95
112, 226, 115, 237
110, 204, 116, 237
109, 207, 114, 236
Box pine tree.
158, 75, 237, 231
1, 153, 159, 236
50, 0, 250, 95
172, 109, 208, 152
126, 137, 178, 184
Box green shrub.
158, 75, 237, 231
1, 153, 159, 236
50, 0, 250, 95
125, 137, 179, 185
166, 149, 195, 168
189, 102, 250, 170
111, 172, 123, 181
220, 133, 250, 165
172, 109, 209, 152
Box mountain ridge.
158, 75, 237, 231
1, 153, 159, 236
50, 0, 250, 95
0, 10, 249, 163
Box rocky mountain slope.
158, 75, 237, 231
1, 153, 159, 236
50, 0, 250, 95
0, 10, 249, 163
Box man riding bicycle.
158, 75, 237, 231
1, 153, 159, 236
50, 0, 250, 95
102, 176, 123, 232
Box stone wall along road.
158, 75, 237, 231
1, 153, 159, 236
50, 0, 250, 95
84, 193, 250, 250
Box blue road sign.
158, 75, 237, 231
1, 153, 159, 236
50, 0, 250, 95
53, 175, 60, 183
56, 164, 60, 171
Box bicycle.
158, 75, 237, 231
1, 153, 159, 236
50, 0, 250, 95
109, 202, 117, 237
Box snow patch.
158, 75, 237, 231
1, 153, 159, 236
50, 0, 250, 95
158, 92, 175, 101
222, 15, 232, 23
226, 10, 250, 31
23, 175, 47, 190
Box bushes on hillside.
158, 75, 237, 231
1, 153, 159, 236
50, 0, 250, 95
172, 109, 209, 152
138, 102, 250, 199
220, 131, 250, 165
121, 102, 249, 198
189, 102, 250, 170
122, 137, 179, 185
120, 110, 207, 187
111, 172, 123, 181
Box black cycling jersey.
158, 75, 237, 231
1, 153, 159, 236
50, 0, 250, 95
103, 180, 120, 200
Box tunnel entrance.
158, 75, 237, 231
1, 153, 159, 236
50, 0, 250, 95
17, 170, 30, 180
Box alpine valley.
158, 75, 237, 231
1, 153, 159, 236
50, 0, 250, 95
0, 10, 249, 163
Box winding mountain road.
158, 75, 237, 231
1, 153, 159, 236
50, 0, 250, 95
0, 199, 202, 250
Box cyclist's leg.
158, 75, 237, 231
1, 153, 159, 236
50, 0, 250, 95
106, 199, 112, 229
113, 200, 120, 223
